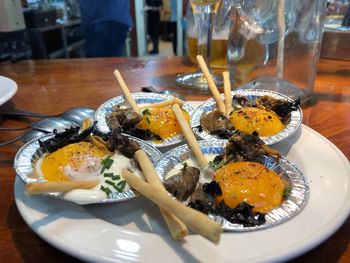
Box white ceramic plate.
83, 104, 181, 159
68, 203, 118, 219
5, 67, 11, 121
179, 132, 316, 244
14, 122, 350, 262
0, 76, 18, 105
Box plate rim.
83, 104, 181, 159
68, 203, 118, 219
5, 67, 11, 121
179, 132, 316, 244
0, 75, 18, 105
13, 124, 350, 263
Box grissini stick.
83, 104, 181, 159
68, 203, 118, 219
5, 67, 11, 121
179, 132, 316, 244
196, 55, 225, 114
222, 71, 232, 117
172, 104, 208, 168
113, 69, 141, 115
135, 150, 188, 239
122, 169, 222, 244
26, 180, 100, 195
139, 97, 183, 109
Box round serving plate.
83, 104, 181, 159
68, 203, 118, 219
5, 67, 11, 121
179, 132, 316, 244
191, 89, 302, 145
14, 125, 350, 262
14, 133, 162, 205
155, 140, 309, 232
95, 93, 194, 148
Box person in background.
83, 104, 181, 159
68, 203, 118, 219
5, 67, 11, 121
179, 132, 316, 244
146, 0, 163, 54
79, 0, 132, 57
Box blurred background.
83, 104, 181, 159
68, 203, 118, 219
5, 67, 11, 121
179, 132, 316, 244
0, 0, 349, 63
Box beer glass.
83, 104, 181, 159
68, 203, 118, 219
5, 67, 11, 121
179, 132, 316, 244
227, 0, 327, 103
187, 0, 232, 69
176, 0, 222, 90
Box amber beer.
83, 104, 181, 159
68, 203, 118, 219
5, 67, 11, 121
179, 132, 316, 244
188, 35, 228, 68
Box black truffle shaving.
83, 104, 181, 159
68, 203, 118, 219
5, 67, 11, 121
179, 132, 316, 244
39, 122, 96, 153
188, 180, 266, 227
189, 200, 266, 227
203, 181, 222, 197
122, 127, 162, 141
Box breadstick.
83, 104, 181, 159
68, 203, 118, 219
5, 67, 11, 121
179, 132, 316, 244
26, 180, 100, 195
135, 150, 188, 239
139, 97, 183, 109
122, 170, 221, 244
172, 104, 208, 167
113, 69, 141, 114
196, 55, 225, 114
222, 71, 232, 116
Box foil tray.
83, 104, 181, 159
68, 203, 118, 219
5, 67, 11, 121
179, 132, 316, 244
155, 140, 309, 232
190, 89, 303, 145
14, 134, 162, 205
95, 93, 194, 148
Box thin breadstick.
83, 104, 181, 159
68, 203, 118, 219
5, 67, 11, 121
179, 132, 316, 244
113, 69, 141, 114
222, 71, 232, 116
135, 150, 188, 239
196, 55, 225, 114
122, 170, 221, 244
172, 104, 208, 167
139, 97, 183, 109
26, 180, 100, 195
81, 117, 92, 130
277, 0, 285, 79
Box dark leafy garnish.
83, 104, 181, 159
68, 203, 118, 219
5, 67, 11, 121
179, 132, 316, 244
181, 162, 188, 171
282, 186, 292, 199
39, 122, 96, 153
142, 109, 151, 116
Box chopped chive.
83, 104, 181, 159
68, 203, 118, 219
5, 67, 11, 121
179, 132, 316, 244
100, 185, 112, 195
142, 109, 151, 116
116, 180, 126, 191
105, 179, 115, 186
112, 175, 120, 180
181, 162, 188, 171
282, 186, 292, 199
104, 173, 113, 177
105, 159, 114, 169
101, 155, 111, 165
113, 185, 123, 193
145, 116, 151, 124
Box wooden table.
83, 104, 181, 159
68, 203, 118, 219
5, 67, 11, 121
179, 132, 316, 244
0, 57, 349, 262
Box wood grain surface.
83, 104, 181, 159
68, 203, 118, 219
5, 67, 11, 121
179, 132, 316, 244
0, 57, 349, 262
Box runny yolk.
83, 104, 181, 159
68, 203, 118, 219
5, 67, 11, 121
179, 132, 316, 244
214, 161, 285, 213
40, 142, 107, 182
137, 107, 189, 141
229, 107, 285, 136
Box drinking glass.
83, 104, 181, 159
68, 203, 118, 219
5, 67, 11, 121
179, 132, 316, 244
176, 0, 222, 90
227, 0, 327, 103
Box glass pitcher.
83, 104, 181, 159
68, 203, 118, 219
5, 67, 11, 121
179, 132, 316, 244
227, 0, 327, 103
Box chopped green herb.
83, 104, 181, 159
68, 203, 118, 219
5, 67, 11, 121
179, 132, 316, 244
215, 154, 234, 170
105, 179, 115, 186
100, 185, 112, 195
282, 186, 292, 199
103, 173, 113, 177
112, 175, 120, 180
145, 116, 151, 124
181, 162, 188, 171
116, 180, 126, 191
101, 155, 111, 165
113, 185, 123, 193
208, 161, 217, 170
142, 109, 151, 116
101, 158, 114, 173
126, 168, 134, 173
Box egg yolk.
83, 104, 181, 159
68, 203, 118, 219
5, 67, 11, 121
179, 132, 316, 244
229, 107, 285, 136
40, 141, 107, 182
137, 107, 189, 141
214, 161, 285, 213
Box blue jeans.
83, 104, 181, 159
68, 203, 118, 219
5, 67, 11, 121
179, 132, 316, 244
85, 21, 129, 57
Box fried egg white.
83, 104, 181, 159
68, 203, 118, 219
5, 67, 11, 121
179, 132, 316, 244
35, 141, 143, 204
